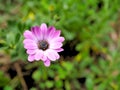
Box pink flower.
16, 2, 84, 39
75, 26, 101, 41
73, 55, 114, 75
23, 23, 65, 67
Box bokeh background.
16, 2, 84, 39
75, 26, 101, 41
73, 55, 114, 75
0, 0, 120, 90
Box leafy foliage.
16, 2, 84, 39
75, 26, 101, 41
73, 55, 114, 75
0, 0, 120, 90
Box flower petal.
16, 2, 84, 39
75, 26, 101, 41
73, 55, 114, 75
23, 30, 36, 40
55, 48, 64, 52
23, 39, 35, 45
40, 23, 48, 39
34, 50, 47, 61
41, 52, 47, 61
35, 50, 43, 61
28, 54, 35, 62
26, 49, 37, 54
24, 43, 38, 49
31, 26, 43, 40
49, 42, 63, 49
44, 59, 51, 67
45, 49, 60, 61
47, 26, 55, 38
41, 23, 47, 31
53, 30, 61, 38
50, 37, 65, 43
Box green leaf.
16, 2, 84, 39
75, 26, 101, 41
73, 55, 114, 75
39, 82, 45, 89
62, 61, 74, 72
3, 85, 13, 90
30, 87, 37, 90
45, 81, 54, 88
85, 77, 94, 90
15, 33, 20, 43
90, 65, 102, 75
58, 67, 67, 79
32, 70, 41, 81
0, 71, 10, 87
65, 80, 71, 90
97, 81, 107, 90
55, 80, 63, 88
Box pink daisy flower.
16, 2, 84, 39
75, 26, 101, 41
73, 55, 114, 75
23, 23, 65, 67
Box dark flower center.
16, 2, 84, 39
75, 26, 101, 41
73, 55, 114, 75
38, 40, 49, 50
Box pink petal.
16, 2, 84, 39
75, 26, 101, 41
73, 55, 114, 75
53, 30, 61, 37
24, 43, 38, 49
55, 48, 64, 52
50, 37, 65, 43
41, 52, 47, 61
47, 26, 55, 39
34, 50, 47, 61
28, 54, 35, 62
44, 59, 51, 67
35, 50, 44, 61
40, 23, 48, 39
23, 39, 35, 44
45, 49, 60, 61
50, 42, 63, 49
26, 49, 37, 54
23, 30, 36, 40
31, 26, 43, 40
47, 26, 62, 39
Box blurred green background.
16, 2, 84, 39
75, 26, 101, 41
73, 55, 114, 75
0, 0, 120, 90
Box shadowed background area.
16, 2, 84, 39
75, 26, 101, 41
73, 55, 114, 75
0, 0, 120, 90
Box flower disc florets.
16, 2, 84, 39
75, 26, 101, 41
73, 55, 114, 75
38, 40, 49, 50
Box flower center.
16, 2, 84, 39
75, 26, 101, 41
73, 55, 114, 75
38, 40, 49, 50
